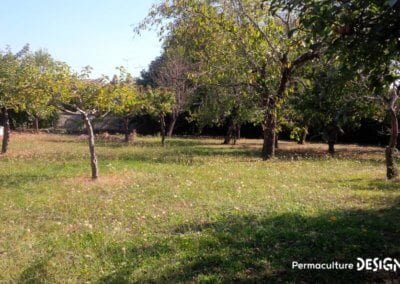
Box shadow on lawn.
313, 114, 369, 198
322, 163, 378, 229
0, 173, 56, 189
45, 135, 386, 164
343, 178, 400, 192
18, 256, 54, 283
99, 196, 400, 283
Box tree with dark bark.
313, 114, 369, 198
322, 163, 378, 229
288, 58, 381, 156
137, 0, 318, 160
280, 0, 400, 178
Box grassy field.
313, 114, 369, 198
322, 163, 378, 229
0, 133, 399, 283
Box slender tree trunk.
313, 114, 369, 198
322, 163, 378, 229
233, 124, 238, 145
160, 114, 166, 146
299, 127, 308, 145
34, 116, 39, 133
327, 124, 341, 156
262, 109, 277, 160
328, 141, 335, 156
1, 107, 10, 154
131, 128, 137, 144
327, 131, 337, 156
275, 134, 279, 149
124, 116, 131, 143
386, 89, 399, 180
223, 119, 234, 145
237, 125, 241, 140
167, 112, 178, 138
82, 113, 98, 180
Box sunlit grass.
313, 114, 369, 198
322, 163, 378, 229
0, 133, 399, 282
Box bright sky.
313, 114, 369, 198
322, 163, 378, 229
0, 0, 162, 78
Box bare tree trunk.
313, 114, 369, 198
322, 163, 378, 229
262, 109, 277, 160
1, 107, 10, 154
223, 119, 234, 145
237, 125, 241, 140
124, 116, 131, 143
327, 124, 341, 156
386, 89, 399, 180
82, 113, 98, 180
34, 116, 39, 133
160, 114, 166, 146
328, 141, 335, 156
275, 134, 279, 149
299, 127, 308, 145
131, 128, 137, 143
167, 112, 178, 138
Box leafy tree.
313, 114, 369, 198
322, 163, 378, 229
0, 45, 29, 154
22, 49, 59, 133
108, 67, 146, 142
138, 0, 318, 159
288, 59, 382, 155
145, 87, 175, 146
54, 67, 111, 180
192, 85, 259, 145
139, 49, 195, 138
278, 0, 400, 177
154, 49, 194, 137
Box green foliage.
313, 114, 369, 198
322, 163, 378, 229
107, 67, 146, 118
277, 0, 400, 89
0, 45, 30, 111
21, 49, 60, 121
288, 58, 384, 137
145, 87, 175, 117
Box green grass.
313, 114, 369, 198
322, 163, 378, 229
0, 133, 399, 283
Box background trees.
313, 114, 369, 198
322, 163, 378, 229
138, 0, 319, 159
288, 58, 382, 155
276, 0, 400, 177
108, 67, 145, 143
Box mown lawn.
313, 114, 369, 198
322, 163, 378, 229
0, 133, 399, 283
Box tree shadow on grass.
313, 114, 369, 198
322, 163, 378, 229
99, 197, 400, 283
0, 173, 56, 189
342, 178, 400, 192
18, 256, 54, 283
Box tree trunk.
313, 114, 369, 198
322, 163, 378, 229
386, 89, 399, 180
237, 125, 241, 140
299, 127, 308, 145
328, 141, 335, 156
262, 109, 277, 160
131, 128, 137, 143
167, 112, 178, 138
275, 134, 279, 149
124, 116, 131, 143
223, 119, 234, 145
327, 125, 340, 156
160, 114, 166, 146
34, 116, 39, 133
1, 108, 10, 154
82, 114, 98, 180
